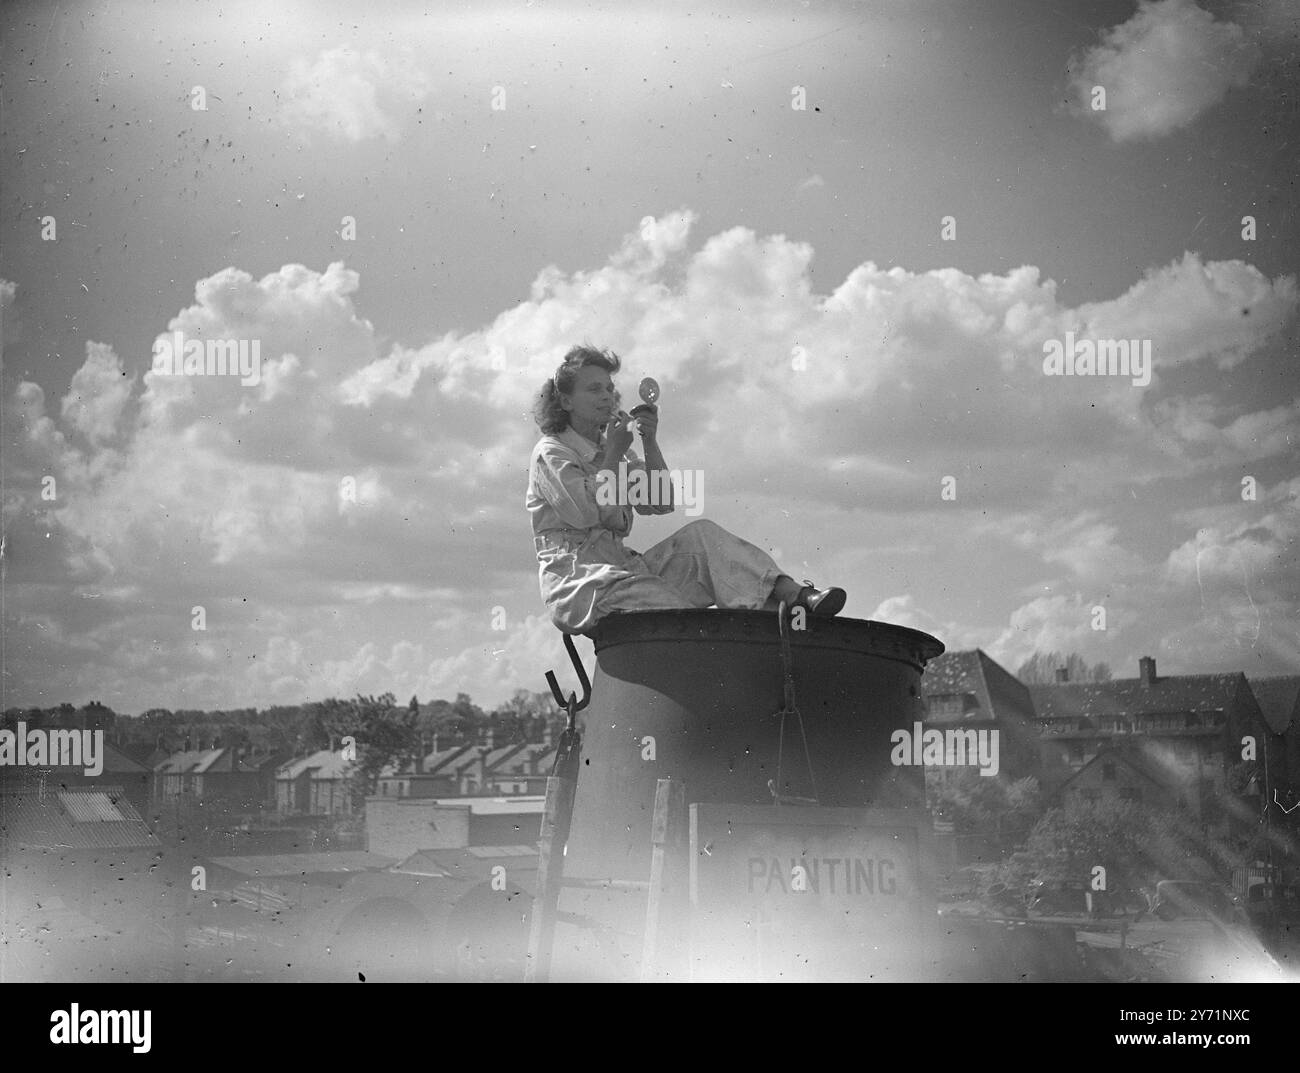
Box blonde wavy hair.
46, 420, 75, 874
532, 344, 623, 434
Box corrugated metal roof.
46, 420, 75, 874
58, 790, 124, 822
0, 786, 161, 850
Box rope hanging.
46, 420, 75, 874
770, 600, 819, 806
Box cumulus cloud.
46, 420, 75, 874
1077, 252, 1296, 370
61, 342, 135, 446
1158, 478, 1300, 662
1068, 0, 1260, 141
987, 593, 1111, 675
3, 212, 1297, 711
280, 47, 432, 142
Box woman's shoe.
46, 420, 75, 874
795, 582, 847, 617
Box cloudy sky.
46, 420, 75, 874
2, 0, 1297, 716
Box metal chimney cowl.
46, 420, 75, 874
551, 608, 944, 981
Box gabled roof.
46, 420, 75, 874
921, 649, 1036, 722
54, 741, 148, 774
1057, 745, 1170, 796
484, 741, 526, 770
390, 850, 455, 877
276, 749, 353, 780
155, 748, 228, 775
236, 750, 293, 773
493, 742, 556, 775
0, 786, 162, 850
1030, 672, 1248, 721
118, 742, 168, 767
0, 739, 148, 776
435, 744, 487, 776
378, 742, 479, 780
1247, 676, 1300, 735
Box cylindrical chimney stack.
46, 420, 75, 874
557, 608, 944, 981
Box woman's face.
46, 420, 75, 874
562, 364, 619, 428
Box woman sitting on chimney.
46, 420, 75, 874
526, 344, 847, 634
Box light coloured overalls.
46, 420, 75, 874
527, 425, 786, 634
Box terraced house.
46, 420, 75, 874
1033, 657, 1283, 826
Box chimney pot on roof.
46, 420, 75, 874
1139, 656, 1156, 687
1054, 668, 1069, 683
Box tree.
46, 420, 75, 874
932, 770, 1043, 849
490, 689, 557, 744
992, 797, 1219, 904
423, 692, 488, 742
1016, 650, 1113, 685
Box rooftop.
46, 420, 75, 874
155, 748, 228, 775
1030, 672, 1248, 721
922, 649, 1037, 723
1247, 675, 1300, 735
276, 748, 354, 780
0, 786, 162, 851
207, 851, 395, 877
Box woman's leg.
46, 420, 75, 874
637, 519, 787, 610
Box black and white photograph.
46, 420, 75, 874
2, 0, 1298, 1025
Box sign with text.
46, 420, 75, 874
688, 804, 936, 981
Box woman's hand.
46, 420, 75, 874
629, 403, 659, 444
605, 410, 635, 456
